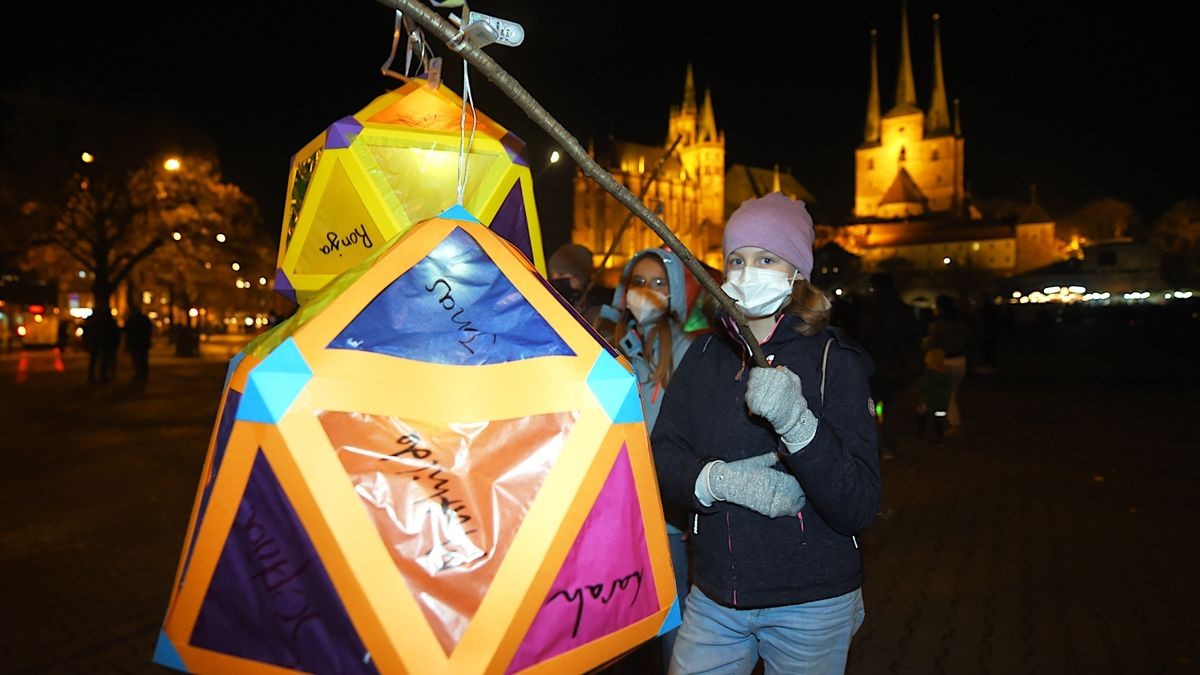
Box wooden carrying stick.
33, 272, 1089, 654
377, 0, 768, 367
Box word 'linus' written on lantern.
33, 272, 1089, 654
319, 224, 373, 256
424, 278, 497, 355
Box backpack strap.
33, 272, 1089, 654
820, 337, 833, 403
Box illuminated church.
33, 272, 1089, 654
570, 66, 813, 279
570, 7, 1063, 283
835, 8, 1061, 276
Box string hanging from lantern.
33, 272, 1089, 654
380, 10, 435, 81
456, 58, 478, 206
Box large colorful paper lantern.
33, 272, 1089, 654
274, 78, 546, 305
156, 211, 678, 674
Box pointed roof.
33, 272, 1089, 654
682, 64, 697, 113
926, 13, 951, 135
1018, 184, 1054, 224
699, 88, 719, 141
887, 0, 919, 116
864, 29, 881, 145
878, 166, 928, 207
724, 164, 816, 217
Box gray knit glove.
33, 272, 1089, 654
695, 453, 806, 518
745, 366, 819, 451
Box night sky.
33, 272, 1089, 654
5, 1, 1196, 251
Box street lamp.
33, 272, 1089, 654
164, 157, 182, 172
549, 150, 561, 164
81, 151, 95, 164
215, 233, 226, 243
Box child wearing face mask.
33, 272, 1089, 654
651, 193, 881, 675
596, 247, 695, 669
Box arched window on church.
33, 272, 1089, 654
898, 146, 907, 163
868, 158, 875, 171
931, 149, 940, 161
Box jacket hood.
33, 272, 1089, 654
608, 248, 689, 320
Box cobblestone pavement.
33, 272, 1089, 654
1, 337, 1197, 674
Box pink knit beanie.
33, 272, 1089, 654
722, 192, 815, 279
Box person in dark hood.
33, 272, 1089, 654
597, 247, 696, 668
546, 243, 605, 324
652, 193, 881, 674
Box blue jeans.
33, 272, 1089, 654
660, 523, 690, 669
668, 586, 865, 675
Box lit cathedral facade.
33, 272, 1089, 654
836, 9, 1062, 275
571, 66, 812, 280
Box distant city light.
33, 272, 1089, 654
942, 257, 951, 265
231, 262, 240, 271
188, 308, 199, 318
244, 317, 254, 326
549, 150, 561, 164
834, 288, 843, 296
1044, 286, 1061, 294
215, 233, 226, 243
172, 232, 182, 241
1068, 286, 1086, 294
258, 277, 267, 286
1012, 291, 1022, 298
81, 151, 94, 163
164, 157, 182, 172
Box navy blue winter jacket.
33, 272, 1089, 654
650, 314, 881, 609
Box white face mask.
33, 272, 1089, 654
721, 267, 796, 317
626, 287, 668, 325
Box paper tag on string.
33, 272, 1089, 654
426, 57, 443, 88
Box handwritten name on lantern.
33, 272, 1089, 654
382, 432, 482, 572
318, 224, 373, 256
241, 501, 328, 662
424, 278, 497, 356
546, 569, 645, 638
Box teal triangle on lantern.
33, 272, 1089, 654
223, 351, 246, 391
439, 203, 480, 223
236, 338, 312, 423
585, 352, 643, 424
152, 629, 187, 672
658, 597, 682, 636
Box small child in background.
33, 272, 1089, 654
915, 347, 953, 442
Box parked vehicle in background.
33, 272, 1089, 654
11, 303, 63, 348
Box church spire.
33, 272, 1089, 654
682, 64, 697, 113
864, 29, 881, 144
892, 0, 917, 112
699, 87, 718, 141
926, 13, 951, 134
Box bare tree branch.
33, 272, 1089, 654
374, 0, 767, 367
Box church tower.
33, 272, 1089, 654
676, 81, 726, 228
854, 4, 965, 219
571, 65, 728, 275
